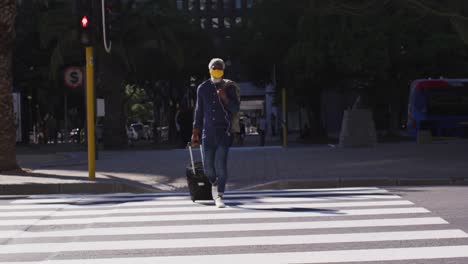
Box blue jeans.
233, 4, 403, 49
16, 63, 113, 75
202, 131, 233, 194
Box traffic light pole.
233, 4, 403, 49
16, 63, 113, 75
282, 87, 287, 147
85, 46, 96, 180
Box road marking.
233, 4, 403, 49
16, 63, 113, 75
10, 188, 389, 204
0, 207, 430, 226
20, 187, 384, 199
0, 194, 401, 211
1, 230, 466, 254
0, 200, 414, 218
1, 188, 468, 264
0, 217, 448, 239
5, 245, 468, 264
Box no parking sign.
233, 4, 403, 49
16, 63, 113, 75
64, 67, 84, 88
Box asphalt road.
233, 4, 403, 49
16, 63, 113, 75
0, 186, 467, 264
391, 186, 468, 236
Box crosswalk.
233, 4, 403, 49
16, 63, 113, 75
0, 187, 468, 263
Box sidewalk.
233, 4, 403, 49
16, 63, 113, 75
2, 138, 468, 195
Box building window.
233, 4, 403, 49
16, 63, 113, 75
211, 0, 218, 10
200, 0, 207, 11
188, 0, 195, 11
223, 0, 231, 10
176, 0, 183, 10
247, 18, 253, 28
224, 17, 231, 29
247, 0, 253, 8
235, 17, 242, 26
200, 18, 207, 29
235, 0, 242, 9
212, 17, 219, 29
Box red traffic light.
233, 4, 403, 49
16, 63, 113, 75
81, 16, 89, 28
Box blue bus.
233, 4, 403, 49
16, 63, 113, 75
407, 79, 468, 138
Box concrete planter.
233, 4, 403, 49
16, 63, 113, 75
339, 109, 377, 148
417, 130, 432, 144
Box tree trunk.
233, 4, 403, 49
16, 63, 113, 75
0, 0, 19, 171
98, 50, 127, 149
103, 87, 127, 149
168, 99, 177, 144
152, 97, 161, 144
310, 90, 326, 138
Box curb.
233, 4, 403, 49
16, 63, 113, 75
242, 177, 468, 190
2, 177, 467, 195
36, 162, 88, 169
0, 182, 150, 195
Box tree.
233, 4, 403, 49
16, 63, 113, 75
0, 0, 19, 171
117, 1, 186, 144
35, 0, 199, 147
236, 0, 308, 86
304, 0, 468, 130
240, 0, 468, 137
119, 0, 214, 144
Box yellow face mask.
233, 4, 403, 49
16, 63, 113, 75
210, 69, 224, 79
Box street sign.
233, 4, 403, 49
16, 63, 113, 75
97, 98, 105, 117
64, 67, 84, 88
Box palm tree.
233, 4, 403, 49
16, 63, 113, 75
0, 0, 19, 171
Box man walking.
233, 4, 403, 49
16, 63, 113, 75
258, 115, 266, 146
191, 58, 240, 208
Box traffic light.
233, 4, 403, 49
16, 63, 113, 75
73, 0, 122, 49
81, 16, 88, 28
75, 0, 94, 46
80, 15, 92, 45
104, 0, 122, 43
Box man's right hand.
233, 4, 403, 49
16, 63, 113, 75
191, 128, 200, 146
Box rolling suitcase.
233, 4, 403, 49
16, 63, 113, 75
186, 144, 213, 202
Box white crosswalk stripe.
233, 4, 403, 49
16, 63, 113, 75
7, 187, 390, 205
0, 200, 414, 217
0, 187, 467, 264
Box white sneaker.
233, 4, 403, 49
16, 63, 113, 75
215, 196, 225, 208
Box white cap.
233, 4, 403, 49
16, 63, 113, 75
208, 58, 225, 70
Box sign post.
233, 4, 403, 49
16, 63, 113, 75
86, 47, 96, 180
282, 88, 287, 147
63, 67, 84, 144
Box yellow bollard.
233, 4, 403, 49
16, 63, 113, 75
85, 47, 96, 180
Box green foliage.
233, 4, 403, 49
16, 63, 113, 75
125, 84, 152, 123
241, 0, 468, 101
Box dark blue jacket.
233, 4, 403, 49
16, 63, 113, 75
193, 79, 240, 143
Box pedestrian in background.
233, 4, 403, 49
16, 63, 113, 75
258, 115, 266, 146
238, 118, 246, 146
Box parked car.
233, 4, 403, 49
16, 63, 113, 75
127, 126, 138, 141
143, 125, 152, 140
131, 123, 144, 140
70, 128, 81, 143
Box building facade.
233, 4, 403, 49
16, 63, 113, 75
176, 0, 254, 80
176, 0, 279, 136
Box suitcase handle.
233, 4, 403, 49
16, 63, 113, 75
187, 142, 204, 174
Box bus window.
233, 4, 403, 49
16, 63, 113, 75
427, 87, 468, 116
